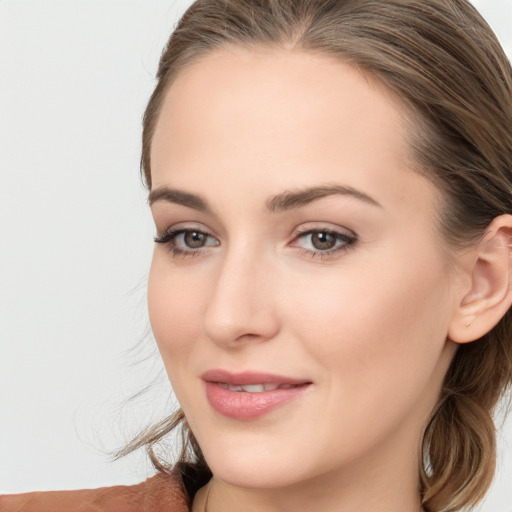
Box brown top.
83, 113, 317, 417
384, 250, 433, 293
0, 472, 191, 512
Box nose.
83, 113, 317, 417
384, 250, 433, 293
203, 249, 281, 348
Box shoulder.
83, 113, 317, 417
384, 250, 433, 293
0, 471, 190, 512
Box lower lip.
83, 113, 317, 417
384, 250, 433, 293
205, 382, 310, 420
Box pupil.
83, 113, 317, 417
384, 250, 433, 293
312, 232, 335, 250
185, 231, 206, 248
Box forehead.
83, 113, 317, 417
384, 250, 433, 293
152, 47, 409, 169
150, 46, 438, 222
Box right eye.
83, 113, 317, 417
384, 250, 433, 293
154, 228, 220, 257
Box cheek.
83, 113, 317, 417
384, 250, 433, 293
277, 255, 455, 462
147, 253, 206, 370
283, 250, 453, 400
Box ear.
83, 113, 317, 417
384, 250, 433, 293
449, 214, 512, 344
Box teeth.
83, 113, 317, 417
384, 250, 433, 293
218, 382, 295, 392
219, 383, 242, 391
241, 384, 265, 393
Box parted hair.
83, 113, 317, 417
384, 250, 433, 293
121, 1, 512, 511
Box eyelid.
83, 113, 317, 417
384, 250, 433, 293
154, 222, 217, 240
293, 222, 356, 237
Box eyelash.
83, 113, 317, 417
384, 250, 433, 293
154, 226, 357, 260
154, 227, 217, 258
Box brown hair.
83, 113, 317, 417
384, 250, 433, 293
122, 1, 512, 510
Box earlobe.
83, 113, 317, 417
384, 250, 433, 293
449, 214, 512, 344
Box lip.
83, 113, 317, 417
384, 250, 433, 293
202, 369, 312, 420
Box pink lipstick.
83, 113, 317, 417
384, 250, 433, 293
202, 369, 311, 420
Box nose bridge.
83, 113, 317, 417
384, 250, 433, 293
203, 241, 279, 346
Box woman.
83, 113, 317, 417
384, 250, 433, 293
2, 0, 512, 511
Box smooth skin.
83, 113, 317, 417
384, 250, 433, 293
148, 47, 512, 512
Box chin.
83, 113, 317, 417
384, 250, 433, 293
196, 428, 323, 490
207, 457, 300, 490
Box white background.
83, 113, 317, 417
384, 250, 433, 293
1, 1, 512, 510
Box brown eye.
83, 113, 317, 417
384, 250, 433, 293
292, 228, 357, 257
154, 228, 219, 256
184, 231, 208, 248
311, 231, 337, 250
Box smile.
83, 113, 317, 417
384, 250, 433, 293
202, 370, 312, 420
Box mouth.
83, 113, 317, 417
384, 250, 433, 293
202, 369, 312, 420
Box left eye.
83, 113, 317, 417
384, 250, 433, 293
294, 229, 356, 253
178, 230, 211, 249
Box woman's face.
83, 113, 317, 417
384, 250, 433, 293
148, 47, 463, 489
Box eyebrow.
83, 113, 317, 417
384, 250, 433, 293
266, 184, 382, 211
148, 184, 381, 212
148, 187, 211, 211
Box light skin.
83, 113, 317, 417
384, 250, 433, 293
147, 47, 512, 512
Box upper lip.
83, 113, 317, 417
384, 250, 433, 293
201, 369, 311, 386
